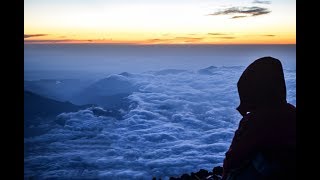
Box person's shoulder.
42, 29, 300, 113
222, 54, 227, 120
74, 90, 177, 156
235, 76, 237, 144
252, 103, 295, 117
276, 103, 296, 119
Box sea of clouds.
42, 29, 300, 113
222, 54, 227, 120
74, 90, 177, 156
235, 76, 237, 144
24, 66, 296, 179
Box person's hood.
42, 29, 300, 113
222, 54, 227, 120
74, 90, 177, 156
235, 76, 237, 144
237, 56, 287, 116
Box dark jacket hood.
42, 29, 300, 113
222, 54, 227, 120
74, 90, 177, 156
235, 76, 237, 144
237, 56, 287, 116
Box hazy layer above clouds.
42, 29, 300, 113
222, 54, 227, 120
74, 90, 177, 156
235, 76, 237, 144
24, 44, 296, 80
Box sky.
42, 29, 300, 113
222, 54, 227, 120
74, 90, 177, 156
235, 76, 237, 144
24, 0, 296, 44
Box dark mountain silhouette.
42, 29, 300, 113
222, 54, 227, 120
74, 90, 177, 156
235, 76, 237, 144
198, 66, 218, 75
24, 79, 92, 102
24, 90, 92, 137
71, 74, 137, 108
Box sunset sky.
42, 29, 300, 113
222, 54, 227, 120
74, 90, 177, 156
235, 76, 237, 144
24, 0, 295, 44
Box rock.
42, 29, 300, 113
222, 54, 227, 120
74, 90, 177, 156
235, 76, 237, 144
168, 166, 223, 180
212, 166, 223, 176
181, 174, 191, 180
169, 177, 179, 180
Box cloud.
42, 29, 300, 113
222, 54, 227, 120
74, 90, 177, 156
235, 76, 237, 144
253, 0, 271, 4
144, 37, 204, 44
263, 34, 276, 37
24, 39, 96, 44
217, 36, 236, 39
208, 33, 229, 36
174, 37, 203, 42
24, 34, 47, 39
207, 34, 236, 39
209, 6, 271, 18
231, 15, 248, 19
144, 39, 171, 44
24, 66, 296, 178
207, 33, 236, 39
24, 39, 75, 43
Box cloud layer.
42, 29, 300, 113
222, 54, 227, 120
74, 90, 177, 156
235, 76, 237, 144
24, 65, 296, 179
24, 34, 47, 39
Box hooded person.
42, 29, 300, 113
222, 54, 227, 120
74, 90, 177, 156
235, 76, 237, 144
222, 57, 296, 180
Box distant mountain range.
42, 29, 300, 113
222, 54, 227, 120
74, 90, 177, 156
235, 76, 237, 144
24, 74, 137, 109
24, 79, 92, 102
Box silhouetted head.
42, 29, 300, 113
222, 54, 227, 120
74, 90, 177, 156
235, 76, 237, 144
237, 56, 287, 116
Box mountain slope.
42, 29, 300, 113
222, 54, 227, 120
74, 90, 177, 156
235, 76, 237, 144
24, 90, 92, 137
71, 74, 137, 108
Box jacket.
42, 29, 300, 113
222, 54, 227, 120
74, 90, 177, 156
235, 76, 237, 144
222, 57, 296, 180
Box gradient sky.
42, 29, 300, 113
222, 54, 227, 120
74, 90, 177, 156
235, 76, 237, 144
24, 0, 295, 44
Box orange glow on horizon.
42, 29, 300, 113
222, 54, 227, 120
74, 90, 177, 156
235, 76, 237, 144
24, 33, 295, 45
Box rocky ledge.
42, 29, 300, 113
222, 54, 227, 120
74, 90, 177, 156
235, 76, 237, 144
152, 166, 223, 180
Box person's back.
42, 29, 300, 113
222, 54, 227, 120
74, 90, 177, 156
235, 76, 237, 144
222, 57, 296, 180
249, 103, 296, 179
